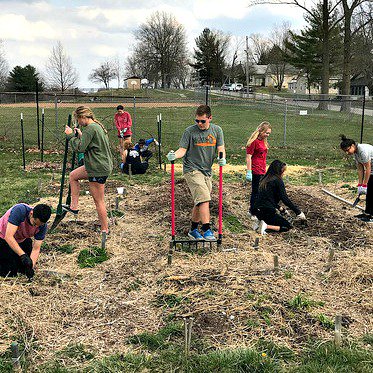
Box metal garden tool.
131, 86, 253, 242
50, 114, 78, 232
168, 152, 224, 263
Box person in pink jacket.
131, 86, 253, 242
114, 105, 132, 157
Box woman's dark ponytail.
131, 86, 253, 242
340, 134, 355, 150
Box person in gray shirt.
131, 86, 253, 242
340, 135, 373, 222
167, 105, 226, 240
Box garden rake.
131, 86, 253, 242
168, 152, 224, 258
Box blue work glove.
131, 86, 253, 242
217, 157, 226, 167
246, 170, 252, 181
167, 150, 176, 162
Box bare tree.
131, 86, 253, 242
0, 40, 9, 90
111, 56, 122, 89
351, 2, 373, 93
46, 41, 78, 92
266, 23, 293, 91
89, 61, 116, 89
249, 34, 271, 64
249, 0, 343, 108
133, 11, 188, 88
339, 0, 371, 110
226, 36, 245, 83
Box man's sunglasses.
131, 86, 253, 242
195, 119, 207, 124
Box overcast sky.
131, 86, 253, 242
0, 0, 310, 88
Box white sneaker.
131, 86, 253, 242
258, 220, 267, 235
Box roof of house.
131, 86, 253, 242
252, 65, 268, 75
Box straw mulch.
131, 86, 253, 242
0, 178, 371, 366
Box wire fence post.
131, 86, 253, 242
36, 79, 40, 149
283, 99, 287, 146
360, 93, 365, 143
41, 108, 45, 162
133, 96, 136, 139
157, 114, 162, 169
20, 113, 26, 170
54, 94, 58, 133
205, 85, 209, 106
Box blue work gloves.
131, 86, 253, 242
217, 157, 226, 166
167, 150, 176, 162
246, 170, 252, 181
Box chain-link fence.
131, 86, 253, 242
0, 89, 372, 170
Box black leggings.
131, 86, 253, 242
249, 174, 263, 214
0, 238, 32, 277
366, 174, 373, 216
255, 208, 292, 231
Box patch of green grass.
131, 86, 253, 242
288, 293, 324, 310
77, 246, 109, 268
125, 279, 142, 292
362, 334, 373, 345
316, 313, 334, 330
128, 322, 183, 351
255, 339, 295, 361
289, 342, 373, 373
57, 343, 94, 362
0, 351, 12, 373
284, 271, 293, 279
223, 214, 245, 233
42, 242, 76, 254
154, 293, 187, 309
110, 209, 125, 217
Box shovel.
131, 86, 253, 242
352, 194, 361, 208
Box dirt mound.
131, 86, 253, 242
0, 180, 371, 366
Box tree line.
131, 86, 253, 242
0, 3, 372, 100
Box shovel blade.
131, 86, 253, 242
352, 196, 360, 207
49, 211, 67, 232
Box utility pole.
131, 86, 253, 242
245, 36, 250, 96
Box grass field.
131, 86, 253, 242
1, 100, 371, 214
0, 97, 372, 371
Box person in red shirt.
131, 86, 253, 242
245, 121, 272, 218
114, 105, 132, 157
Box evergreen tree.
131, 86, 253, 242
192, 28, 229, 86
7, 65, 44, 92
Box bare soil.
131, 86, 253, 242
0, 178, 371, 365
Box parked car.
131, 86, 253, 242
221, 84, 231, 91
229, 83, 243, 91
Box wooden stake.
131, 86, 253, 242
273, 255, 279, 274
334, 315, 342, 346
11, 342, 21, 371
101, 232, 107, 250
168, 242, 173, 266
325, 247, 335, 271
318, 170, 323, 184
184, 317, 194, 357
